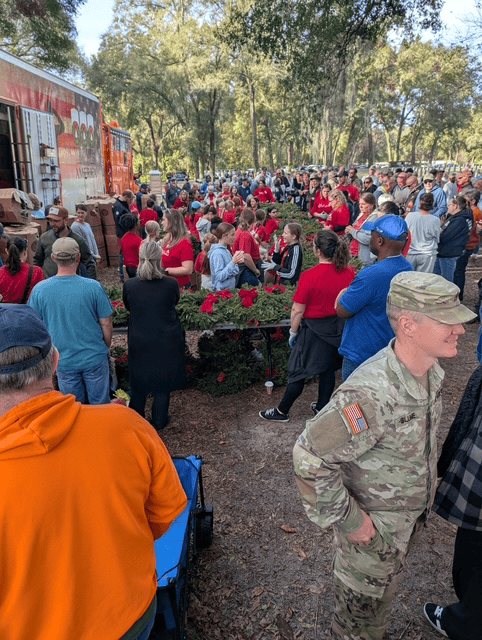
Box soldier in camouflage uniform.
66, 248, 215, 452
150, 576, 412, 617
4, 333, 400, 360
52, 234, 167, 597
293, 272, 476, 640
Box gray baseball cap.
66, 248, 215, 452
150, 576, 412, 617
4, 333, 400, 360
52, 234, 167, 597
388, 272, 477, 324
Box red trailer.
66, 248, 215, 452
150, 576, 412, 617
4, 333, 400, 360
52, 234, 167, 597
0, 48, 135, 215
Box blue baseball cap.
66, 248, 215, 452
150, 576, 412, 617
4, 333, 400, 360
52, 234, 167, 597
191, 201, 202, 210
0, 305, 52, 374
363, 215, 408, 241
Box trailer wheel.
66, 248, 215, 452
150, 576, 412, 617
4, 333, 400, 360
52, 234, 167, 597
194, 507, 213, 551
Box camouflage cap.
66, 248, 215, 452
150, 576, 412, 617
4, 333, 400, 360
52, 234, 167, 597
387, 272, 477, 324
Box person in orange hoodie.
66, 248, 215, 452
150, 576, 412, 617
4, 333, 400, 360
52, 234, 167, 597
0, 305, 187, 640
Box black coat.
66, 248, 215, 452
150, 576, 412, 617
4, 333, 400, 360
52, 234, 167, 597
122, 277, 185, 392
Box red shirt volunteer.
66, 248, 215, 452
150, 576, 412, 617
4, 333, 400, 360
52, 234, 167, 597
121, 233, 143, 268
233, 230, 260, 262
162, 238, 194, 287
0, 263, 44, 303
293, 263, 356, 318
139, 209, 158, 228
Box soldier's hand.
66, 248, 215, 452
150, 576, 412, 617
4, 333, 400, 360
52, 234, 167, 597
346, 511, 376, 546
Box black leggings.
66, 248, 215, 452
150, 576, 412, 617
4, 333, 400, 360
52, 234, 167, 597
277, 368, 336, 415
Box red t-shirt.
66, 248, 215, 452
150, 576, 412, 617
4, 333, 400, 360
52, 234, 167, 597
293, 263, 356, 318
310, 193, 332, 217
264, 218, 279, 240
139, 208, 158, 227
254, 187, 276, 203
233, 230, 260, 262
0, 263, 44, 303
121, 232, 143, 268
194, 252, 209, 275
172, 198, 189, 210
254, 225, 266, 243
223, 211, 236, 225
337, 184, 359, 202
162, 237, 194, 287
184, 214, 202, 241
325, 205, 351, 235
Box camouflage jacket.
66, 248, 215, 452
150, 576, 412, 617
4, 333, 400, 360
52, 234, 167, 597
293, 340, 444, 550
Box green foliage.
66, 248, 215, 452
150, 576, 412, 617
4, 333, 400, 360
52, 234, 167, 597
0, 0, 85, 70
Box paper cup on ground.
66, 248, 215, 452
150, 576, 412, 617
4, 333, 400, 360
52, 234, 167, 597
265, 381, 274, 395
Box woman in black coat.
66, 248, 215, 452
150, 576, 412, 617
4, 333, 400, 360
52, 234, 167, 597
123, 242, 185, 430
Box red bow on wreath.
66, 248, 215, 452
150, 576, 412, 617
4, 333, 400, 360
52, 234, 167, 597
218, 289, 234, 300
238, 288, 259, 308
200, 292, 220, 314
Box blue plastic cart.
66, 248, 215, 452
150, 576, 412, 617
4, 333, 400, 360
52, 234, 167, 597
154, 455, 213, 639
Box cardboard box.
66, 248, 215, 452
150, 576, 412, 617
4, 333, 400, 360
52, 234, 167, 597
105, 234, 121, 253
99, 200, 116, 228
3, 223, 39, 264
0, 189, 32, 224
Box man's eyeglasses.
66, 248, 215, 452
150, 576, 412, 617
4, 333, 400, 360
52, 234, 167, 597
424, 180, 434, 184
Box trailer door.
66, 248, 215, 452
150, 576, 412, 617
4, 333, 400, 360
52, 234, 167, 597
20, 108, 60, 207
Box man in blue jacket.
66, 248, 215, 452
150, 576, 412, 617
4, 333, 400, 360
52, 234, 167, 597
413, 173, 448, 219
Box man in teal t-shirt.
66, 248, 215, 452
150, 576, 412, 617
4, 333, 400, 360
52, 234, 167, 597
336, 215, 413, 381
29, 238, 113, 404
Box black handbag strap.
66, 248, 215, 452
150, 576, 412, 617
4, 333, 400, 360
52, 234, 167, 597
20, 265, 34, 304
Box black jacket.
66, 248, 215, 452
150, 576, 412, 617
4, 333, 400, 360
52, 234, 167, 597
437, 208, 473, 258
113, 199, 132, 239
272, 243, 303, 285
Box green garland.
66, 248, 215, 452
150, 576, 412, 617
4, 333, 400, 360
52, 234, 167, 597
106, 204, 363, 329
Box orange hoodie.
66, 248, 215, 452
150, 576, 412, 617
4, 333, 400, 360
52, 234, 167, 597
0, 391, 187, 640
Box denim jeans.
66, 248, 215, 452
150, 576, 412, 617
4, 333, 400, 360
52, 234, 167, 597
57, 357, 111, 404
238, 268, 259, 286
341, 356, 360, 382
434, 256, 457, 283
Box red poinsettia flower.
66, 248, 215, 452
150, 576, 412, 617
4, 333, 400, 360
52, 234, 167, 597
112, 301, 124, 308
217, 371, 225, 383
273, 328, 285, 341
264, 286, 274, 294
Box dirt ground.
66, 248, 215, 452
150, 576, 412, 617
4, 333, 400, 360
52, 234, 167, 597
101, 262, 482, 640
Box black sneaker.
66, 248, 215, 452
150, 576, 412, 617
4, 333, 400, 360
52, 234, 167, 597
424, 603, 448, 637
259, 407, 290, 422
311, 402, 318, 416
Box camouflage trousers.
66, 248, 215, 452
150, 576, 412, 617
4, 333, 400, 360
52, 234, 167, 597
331, 528, 409, 640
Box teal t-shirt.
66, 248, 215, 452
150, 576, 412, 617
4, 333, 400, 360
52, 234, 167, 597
28, 276, 113, 372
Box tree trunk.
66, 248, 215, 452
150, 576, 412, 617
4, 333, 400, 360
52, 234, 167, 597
247, 77, 259, 171
367, 127, 374, 166
262, 118, 275, 169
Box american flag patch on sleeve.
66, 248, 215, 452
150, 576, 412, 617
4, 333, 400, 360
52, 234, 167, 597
343, 403, 369, 435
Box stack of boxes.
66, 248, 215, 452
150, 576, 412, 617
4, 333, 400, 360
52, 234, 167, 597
0, 190, 39, 265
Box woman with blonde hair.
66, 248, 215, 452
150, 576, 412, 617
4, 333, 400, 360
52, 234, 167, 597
160, 209, 194, 289
122, 242, 184, 430
142, 220, 160, 244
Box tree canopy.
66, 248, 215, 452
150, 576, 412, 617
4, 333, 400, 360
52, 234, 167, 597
0, 0, 86, 69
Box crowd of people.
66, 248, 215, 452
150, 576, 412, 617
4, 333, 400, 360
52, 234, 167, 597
1, 162, 482, 640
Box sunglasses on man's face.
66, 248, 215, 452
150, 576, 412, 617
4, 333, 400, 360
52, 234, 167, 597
424, 180, 434, 184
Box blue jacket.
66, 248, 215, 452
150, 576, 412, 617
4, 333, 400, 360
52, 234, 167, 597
414, 184, 447, 219
209, 244, 239, 290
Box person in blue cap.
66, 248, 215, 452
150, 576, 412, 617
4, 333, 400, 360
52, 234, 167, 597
335, 215, 413, 380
